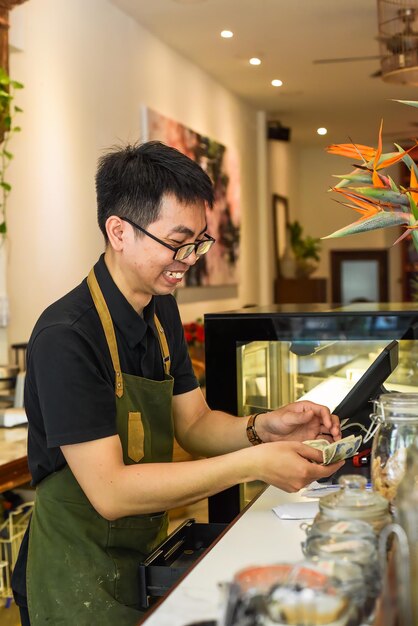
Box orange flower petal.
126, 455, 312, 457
410, 168, 418, 204
375, 147, 416, 170
373, 119, 383, 170
372, 169, 386, 188
326, 143, 376, 160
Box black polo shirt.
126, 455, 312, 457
25, 254, 198, 487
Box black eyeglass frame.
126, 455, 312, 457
120, 216, 215, 261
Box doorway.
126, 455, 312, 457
330, 250, 389, 303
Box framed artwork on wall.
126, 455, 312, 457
272, 193, 289, 276
141, 106, 241, 287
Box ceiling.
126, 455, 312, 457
110, 0, 418, 146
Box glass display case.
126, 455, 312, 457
204, 303, 418, 523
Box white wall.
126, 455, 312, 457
6, 0, 261, 352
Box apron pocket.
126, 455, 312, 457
107, 512, 168, 606
128, 412, 144, 462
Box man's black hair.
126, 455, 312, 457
96, 141, 214, 239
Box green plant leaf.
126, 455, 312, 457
12, 126, 21, 132
407, 192, 418, 221
411, 229, 418, 253
387, 176, 400, 193
322, 211, 410, 239
0, 222, 7, 234
392, 99, 418, 108
346, 186, 409, 206
333, 171, 373, 189
397, 146, 418, 179
10, 80, 24, 90
3, 150, 13, 160
0, 182, 12, 191
14, 106, 23, 113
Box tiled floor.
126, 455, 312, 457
0, 600, 20, 626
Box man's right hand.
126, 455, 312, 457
249, 440, 345, 493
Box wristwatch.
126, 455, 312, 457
246, 412, 265, 445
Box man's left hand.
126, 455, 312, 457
255, 401, 341, 444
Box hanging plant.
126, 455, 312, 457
323, 100, 418, 253
0, 66, 23, 235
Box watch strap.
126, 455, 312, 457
246, 412, 265, 445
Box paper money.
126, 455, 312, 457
303, 434, 363, 465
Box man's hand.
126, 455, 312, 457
255, 401, 341, 445
251, 440, 345, 492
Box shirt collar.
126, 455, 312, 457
92, 254, 155, 349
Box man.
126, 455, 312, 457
13, 141, 343, 625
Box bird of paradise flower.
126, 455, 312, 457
323, 100, 418, 254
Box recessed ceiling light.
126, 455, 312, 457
221, 30, 234, 39
249, 57, 261, 66
271, 79, 283, 87
317, 127, 328, 136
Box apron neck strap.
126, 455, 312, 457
153, 314, 171, 376
87, 269, 124, 398
87, 269, 172, 394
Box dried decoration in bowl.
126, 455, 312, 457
223, 562, 359, 626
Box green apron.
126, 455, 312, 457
27, 268, 174, 625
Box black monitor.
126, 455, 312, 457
320, 339, 399, 482
333, 339, 399, 434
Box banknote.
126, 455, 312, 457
303, 434, 363, 465
329, 434, 362, 464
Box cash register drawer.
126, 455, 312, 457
138, 518, 227, 609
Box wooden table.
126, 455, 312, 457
0, 426, 30, 492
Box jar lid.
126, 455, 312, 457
319, 474, 389, 521
373, 392, 418, 423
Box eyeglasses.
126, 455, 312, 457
121, 217, 215, 261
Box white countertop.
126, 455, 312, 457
140, 485, 317, 626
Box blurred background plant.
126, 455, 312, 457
182, 319, 205, 347
288, 219, 321, 278
323, 100, 418, 254
183, 319, 206, 386
0, 67, 23, 236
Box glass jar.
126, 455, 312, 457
303, 557, 369, 624
379, 444, 418, 625
303, 534, 380, 624
317, 474, 391, 534
370, 392, 418, 504
302, 518, 376, 546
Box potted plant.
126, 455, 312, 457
287, 220, 321, 278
